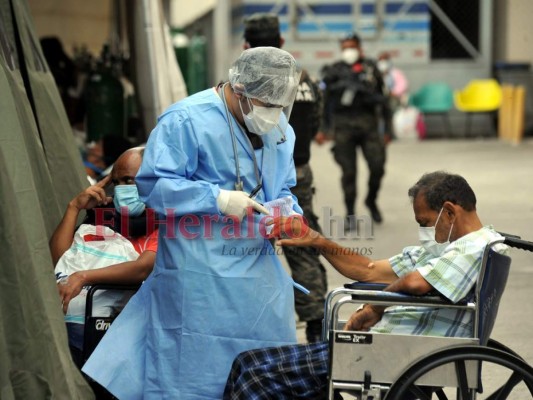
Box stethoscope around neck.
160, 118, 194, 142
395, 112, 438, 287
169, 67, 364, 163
219, 82, 263, 194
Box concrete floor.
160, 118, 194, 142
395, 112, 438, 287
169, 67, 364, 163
287, 137, 533, 375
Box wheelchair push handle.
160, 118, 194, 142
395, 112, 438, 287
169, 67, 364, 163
504, 236, 533, 252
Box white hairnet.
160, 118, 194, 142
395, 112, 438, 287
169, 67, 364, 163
228, 47, 301, 107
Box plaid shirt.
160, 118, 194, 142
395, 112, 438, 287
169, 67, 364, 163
373, 226, 507, 337
223, 227, 507, 399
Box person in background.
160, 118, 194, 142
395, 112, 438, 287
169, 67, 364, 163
50, 147, 157, 367
319, 33, 392, 226
243, 12, 328, 343
377, 51, 409, 110
83, 140, 106, 184
83, 47, 303, 400
40, 36, 77, 120
83, 134, 133, 184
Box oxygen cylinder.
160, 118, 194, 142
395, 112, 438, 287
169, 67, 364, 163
186, 33, 208, 94
85, 52, 125, 142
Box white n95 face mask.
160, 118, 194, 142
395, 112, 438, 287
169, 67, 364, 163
418, 207, 454, 257
342, 48, 360, 65
240, 98, 283, 135
377, 60, 391, 73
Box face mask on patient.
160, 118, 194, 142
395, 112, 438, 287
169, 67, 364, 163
418, 207, 454, 257
114, 185, 146, 217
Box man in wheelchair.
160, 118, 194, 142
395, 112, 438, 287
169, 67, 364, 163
49, 147, 158, 367
223, 171, 509, 399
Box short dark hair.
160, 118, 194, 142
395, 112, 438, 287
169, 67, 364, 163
243, 13, 281, 48
408, 171, 477, 211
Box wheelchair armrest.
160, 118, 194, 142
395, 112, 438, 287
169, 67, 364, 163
86, 283, 142, 297
343, 282, 455, 305
349, 285, 468, 307
344, 282, 388, 291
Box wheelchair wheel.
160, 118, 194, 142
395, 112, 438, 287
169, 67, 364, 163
385, 345, 533, 400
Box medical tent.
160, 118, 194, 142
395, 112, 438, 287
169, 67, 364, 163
0, 0, 94, 398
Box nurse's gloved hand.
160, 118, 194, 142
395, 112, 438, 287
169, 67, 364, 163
217, 189, 269, 220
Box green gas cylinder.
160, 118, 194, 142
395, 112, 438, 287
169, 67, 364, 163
186, 33, 208, 94
85, 61, 125, 142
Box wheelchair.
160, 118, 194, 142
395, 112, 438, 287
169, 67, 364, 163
81, 284, 140, 400
82, 284, 141, 364
324, 236, 533, 399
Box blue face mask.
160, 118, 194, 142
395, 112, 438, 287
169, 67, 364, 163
114, 185, 146, 217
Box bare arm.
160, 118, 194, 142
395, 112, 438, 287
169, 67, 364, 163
384, 270, 433, 295
270, 216, 398, 283
302, 235, 397, 283
49, 203, 82, 265
344, 271, 433, 330
49, 176, 112, 265
58, 250, 155, 313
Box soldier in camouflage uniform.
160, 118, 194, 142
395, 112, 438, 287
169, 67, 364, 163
244, 13, 328, 342
320, 33, 392, 225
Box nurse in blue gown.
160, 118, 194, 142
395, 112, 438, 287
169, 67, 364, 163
83, 47, 304, 399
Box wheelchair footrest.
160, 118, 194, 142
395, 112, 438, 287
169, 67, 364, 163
331, 381, 387, 400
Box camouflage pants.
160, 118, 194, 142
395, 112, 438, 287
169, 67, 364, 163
285, 164, 328, 322
331, 113, 386, 216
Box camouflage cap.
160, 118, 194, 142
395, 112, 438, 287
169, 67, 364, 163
244, 13, 280, 41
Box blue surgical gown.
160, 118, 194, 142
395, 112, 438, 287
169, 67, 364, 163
83, 88, 301, 399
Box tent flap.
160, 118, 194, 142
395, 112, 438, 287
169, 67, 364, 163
0, 0, 94, 398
